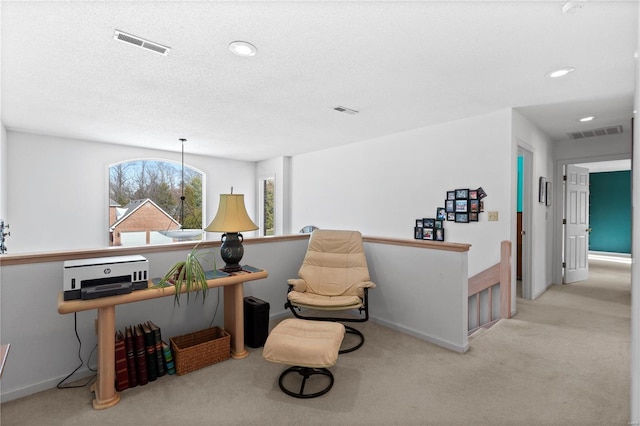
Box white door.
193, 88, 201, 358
564, 165, 590, 283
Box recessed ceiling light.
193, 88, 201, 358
547, 67, 575, 78
229, 41, 257, 57
579, 116, 596, 122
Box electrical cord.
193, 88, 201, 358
56, 313, 97, 389
209, 287, 221, 327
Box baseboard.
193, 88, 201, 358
370, 316, 468, 353
532, 281, 553, 300
0, 369, 95, 403
589, 250, 631, 258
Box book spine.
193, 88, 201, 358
124, 326, 138, 388
147, 321, 166, 377
114, 331, 129, 392
141, 323, 157, 382
133, 324, 149, 385
162, 341, 175, 375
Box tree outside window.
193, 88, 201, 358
263, 178, 274, 236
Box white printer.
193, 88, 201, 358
63, 255, 149, 301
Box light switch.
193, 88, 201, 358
488, 211, 499, 221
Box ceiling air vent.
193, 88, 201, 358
113, 30, 170, 56
568, 125, 623, 140
333, 105, 359, 115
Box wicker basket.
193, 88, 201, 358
170, 326, 230, 375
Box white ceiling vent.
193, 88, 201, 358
568, 125, 623, 140
114, 30, 170, 56
333, 106, 359, 115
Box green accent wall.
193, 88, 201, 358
589, 170, 631, 254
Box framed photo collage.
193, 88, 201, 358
415, 187, 487, 241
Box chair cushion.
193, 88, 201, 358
287, 291, 362, 309
298, 230, 373, 297
263, 319, 345, 368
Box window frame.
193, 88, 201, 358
107, 158, 206, 247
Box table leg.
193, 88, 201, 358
92, 305, 120, 409
224, 282, 248, 359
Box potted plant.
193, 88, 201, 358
156, 244, 215, 305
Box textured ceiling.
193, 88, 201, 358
1, 1, 637, 161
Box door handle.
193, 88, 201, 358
521, 231, 526, 236
586, 227, 592, 233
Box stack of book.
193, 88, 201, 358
114, 320, 175, 392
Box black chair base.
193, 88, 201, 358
340, 325, 364, 354
278, 366, 334, 398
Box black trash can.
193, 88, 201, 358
244, 296, 270, 348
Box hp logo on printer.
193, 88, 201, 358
104, 268, 111, 275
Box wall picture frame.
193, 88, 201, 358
469, 190, 478, 200
455, 213, 469, 223
436, 207, 446, 221
447, 212, 456, 221
545, 181, 553, 206
416, 219, 423, 228
539, 177, 547, 203
423, 228, 434, 240
435, 220, 443, 229
414, 227, 423, 239
434, 228, 445, 241
476, 187, 487, 199
447, 191, 456, 200
469, 212, 479, 222
455, 199, 468, 213
469, 199, 480, 213
423, 218, 435, 228
445, 200, 455, 212
455, 189, 469, 199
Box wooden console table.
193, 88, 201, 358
57, 269, 268, 410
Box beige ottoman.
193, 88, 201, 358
263, 318, 345, 398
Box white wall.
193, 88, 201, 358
512, 111, 555, 301
366, 242, 469, 352
4, 131, 257, 253
554, 131, 631, 162
1, 122, 7, 221
0, 0, 5, 221
291, 110, 513, 277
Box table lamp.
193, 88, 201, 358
205, 192, 258, 272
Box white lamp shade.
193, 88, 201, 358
205, 194, 258, 233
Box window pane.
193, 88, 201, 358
263, 178, 275, 236
109, 160, 203, 247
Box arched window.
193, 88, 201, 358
108, 159, 204, 246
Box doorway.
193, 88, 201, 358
517, 145, 533, 300
554, 158, 632, 284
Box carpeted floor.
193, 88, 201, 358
0, 258, 631, 425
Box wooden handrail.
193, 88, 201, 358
468, 240, 511, 333
0, 233, 471, 266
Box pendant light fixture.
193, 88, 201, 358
159, 138, 203, 240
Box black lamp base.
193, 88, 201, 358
220, 232, 245, 273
